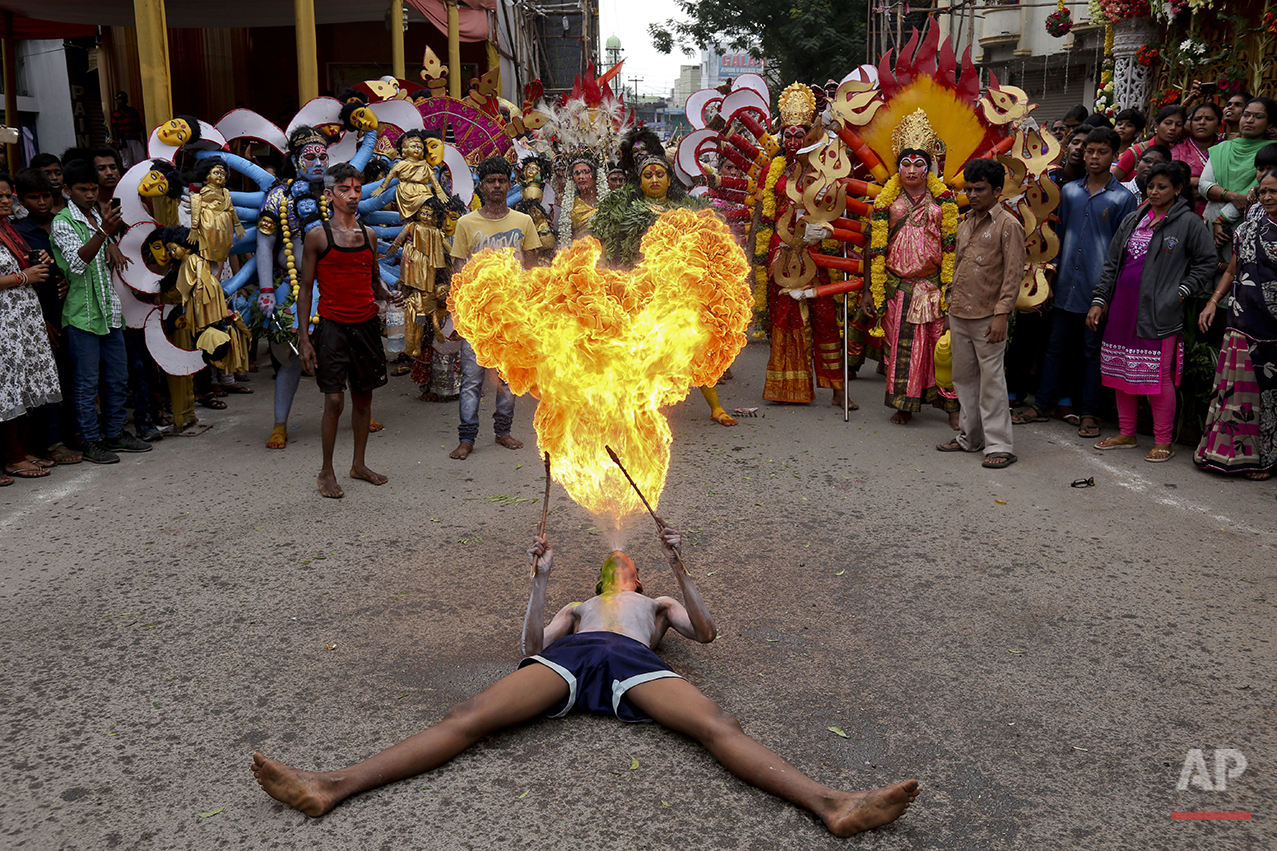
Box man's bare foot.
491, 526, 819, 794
831, 389, 859, 410
711, 409, 738, 426
317, 469, 344, 499
251, 752, 342, 818
948, 410, 961, 430
450, 442, 473, 460
350, 463, 388, 485
890, 410, 912, 425
822, 779, 920, 837
496, 434, 523, 450
369, 418, 385, 433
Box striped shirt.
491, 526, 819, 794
51, 202, 121, 333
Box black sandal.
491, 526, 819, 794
197, 394, 227, 410
982, 452, 1018, 469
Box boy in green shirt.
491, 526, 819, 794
49, 159, 151, 463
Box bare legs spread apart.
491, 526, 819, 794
251, 667, 917, 836
253, 664, 568, 815
319, 389, 386, 498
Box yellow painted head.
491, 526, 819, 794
157, 118, 194, 146
595, 551, 642, 596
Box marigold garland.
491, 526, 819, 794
752, 155, 787, 313
868, 173, 957, 327
760, 155, 786, 220
753, 228, 771, 312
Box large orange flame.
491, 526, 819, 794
448, 208, 751, 520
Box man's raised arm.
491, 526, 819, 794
521, 536, 554, 656
521, 537, 578, 657
657, 525, 717, 644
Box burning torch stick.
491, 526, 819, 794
604, 445, 689, 575
533, 452, 551, 577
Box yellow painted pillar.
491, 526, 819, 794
3, 13, 17, 175
390, 0, 405, 80
132, 0, 173, 129
294, 0, 318, 104
486, 38, 499, 75
446, 0, 461, 98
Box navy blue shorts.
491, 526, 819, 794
519, 632, 684, 723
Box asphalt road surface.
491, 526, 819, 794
1, 340, 1272, 850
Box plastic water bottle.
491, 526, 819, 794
385, 306, 406, 353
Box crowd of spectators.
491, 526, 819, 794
3, 85, 1277, 489
1011, 91, 1277, 478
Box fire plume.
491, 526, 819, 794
448, 208, 751, 520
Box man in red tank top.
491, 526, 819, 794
297, 163, 404, 498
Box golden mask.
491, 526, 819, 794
443, 210, 462, 237
349, 106, 378, 132
425, 137, 445, 167
138, 170, 169, 198
147, 241, 171, 266
157, 119, 193, 146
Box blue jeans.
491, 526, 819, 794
65, 325, 129, 442
124, 328, 157, 427
1032, 308, 1102, 418
458, 339, 514, 444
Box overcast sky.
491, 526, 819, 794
598, 0, 691, 99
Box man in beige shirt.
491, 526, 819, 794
938, 159, 1026, 468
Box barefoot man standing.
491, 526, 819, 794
296, 162, 403, 498
251, 524, 919, 835
448, 156, 539, 460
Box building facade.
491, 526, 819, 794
871, 3, 1104, 124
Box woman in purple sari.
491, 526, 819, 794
1087, 163, 1216, 462
1194, 169, 1277, 479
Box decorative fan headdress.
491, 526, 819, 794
535, 63, 632, 247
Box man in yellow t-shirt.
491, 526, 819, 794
449, 156, 540, 460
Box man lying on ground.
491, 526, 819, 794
251, 525, 919, 837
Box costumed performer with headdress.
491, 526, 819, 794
555, 153, 607, 248
759, 84, 849, 408
255, 125, 332, 448
858, 111, 959, 427
592, 149, 741, 426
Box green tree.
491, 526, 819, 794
649, 0, 869, 94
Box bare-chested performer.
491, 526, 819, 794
251, 525, 919, 836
